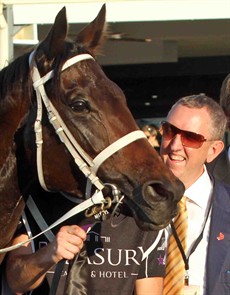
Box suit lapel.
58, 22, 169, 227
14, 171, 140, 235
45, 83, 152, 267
206, 180, 230, 294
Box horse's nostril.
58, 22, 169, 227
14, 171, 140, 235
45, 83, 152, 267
144, 179, 184, 203
133, 181, 171, 203
149, 182, 169, 200
145, 182, 169, 202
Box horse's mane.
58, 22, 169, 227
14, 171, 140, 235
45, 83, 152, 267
0, 52, 32, 101
0, 45, 69, 104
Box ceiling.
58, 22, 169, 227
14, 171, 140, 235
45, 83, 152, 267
84, 18, 230, 65
5, 0, 229, 66
13, 18, 230, 66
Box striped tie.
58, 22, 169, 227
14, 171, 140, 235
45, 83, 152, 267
163, 196, 188, 295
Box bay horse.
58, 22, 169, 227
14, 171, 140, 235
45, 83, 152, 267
0, 4, 184, 264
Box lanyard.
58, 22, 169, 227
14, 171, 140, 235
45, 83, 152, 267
171, 193, 213, 286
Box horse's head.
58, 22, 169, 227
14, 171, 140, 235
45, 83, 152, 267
23, 4, 184, 231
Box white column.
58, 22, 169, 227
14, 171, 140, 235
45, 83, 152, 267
0, 4, 9, 69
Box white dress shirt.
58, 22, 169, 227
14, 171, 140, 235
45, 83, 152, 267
185, 166, 213, 294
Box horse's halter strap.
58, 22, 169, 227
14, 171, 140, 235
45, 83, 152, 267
85, 131, 146, 198
29, 51, 146, 198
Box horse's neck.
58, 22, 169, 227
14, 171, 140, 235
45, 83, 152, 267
0, 147, 25, 262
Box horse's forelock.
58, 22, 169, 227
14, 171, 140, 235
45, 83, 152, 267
40, 41, 91, 99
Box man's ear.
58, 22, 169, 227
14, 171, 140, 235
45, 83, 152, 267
206, 140, 225, 163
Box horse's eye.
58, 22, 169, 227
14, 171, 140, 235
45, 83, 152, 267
70, 99, 89, 113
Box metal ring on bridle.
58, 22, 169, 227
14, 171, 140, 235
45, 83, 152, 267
84, 196, 112, 218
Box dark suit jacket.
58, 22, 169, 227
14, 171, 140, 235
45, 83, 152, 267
206, 147, 230, 185
205, 179, 230, 295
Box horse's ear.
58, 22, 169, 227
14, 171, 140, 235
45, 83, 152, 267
38, 6, 68, 60
75, 4, 107, 55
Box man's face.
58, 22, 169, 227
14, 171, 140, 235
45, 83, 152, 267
160, 105, 215, 189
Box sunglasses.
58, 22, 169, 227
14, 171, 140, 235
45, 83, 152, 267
160, 121, 210, 149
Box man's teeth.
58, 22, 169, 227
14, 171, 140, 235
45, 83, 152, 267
170, 154, 184, 161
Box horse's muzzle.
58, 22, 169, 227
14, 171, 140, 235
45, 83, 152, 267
126, 179, 185, 231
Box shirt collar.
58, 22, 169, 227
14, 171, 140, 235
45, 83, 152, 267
185, 165, 213, 209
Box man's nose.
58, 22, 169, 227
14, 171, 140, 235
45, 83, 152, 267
170, 133, 184, 149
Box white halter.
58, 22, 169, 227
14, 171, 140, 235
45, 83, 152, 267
29, 51, 146, 198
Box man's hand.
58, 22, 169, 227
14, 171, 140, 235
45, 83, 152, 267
50, 225, 87, 263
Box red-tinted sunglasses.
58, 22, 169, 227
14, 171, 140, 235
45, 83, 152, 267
160, 121, 209, 149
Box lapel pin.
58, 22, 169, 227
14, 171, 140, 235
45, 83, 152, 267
217, 232, 224, 240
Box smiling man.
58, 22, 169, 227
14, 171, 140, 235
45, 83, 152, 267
160, 94, 230, 295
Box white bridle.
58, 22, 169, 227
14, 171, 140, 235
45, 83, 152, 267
0, 52, 148, 255
29, 51, 147, 200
